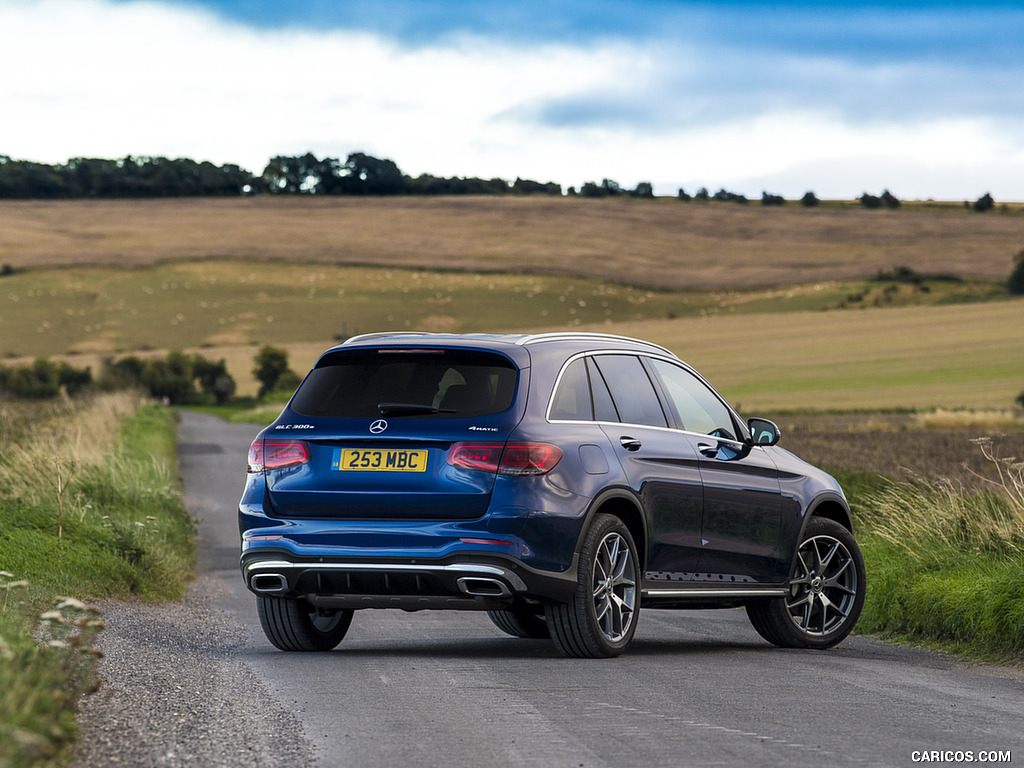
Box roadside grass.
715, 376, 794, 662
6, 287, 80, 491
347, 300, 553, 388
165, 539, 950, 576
796, 427, 1024, 662
0, 394, 193, 767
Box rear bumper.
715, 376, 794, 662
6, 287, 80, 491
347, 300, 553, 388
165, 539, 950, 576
240, 549, 578, 608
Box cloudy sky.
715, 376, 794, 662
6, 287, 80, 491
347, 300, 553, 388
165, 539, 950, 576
2, 0, 1022, 199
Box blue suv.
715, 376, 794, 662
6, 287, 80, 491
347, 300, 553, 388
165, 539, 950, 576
239, 332, 865, 658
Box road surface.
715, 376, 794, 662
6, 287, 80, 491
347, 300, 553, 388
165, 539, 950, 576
76, 411, 1024, 767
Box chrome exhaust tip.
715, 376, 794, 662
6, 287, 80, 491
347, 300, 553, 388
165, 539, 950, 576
457, 577, 512, 598
250, 573, 288, 594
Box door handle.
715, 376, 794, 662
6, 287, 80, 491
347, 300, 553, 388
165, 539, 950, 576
698, 443, 719, 458
619, 437, 642, 452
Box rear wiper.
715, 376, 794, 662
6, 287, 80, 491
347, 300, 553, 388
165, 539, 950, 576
377, 402, 457, 416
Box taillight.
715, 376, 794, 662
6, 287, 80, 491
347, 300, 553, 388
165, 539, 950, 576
499, 443, 563, 475
247, 438, 310, 473
447, 442, 563, 476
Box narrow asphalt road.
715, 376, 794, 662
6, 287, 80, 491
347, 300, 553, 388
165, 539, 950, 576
76, 410, 1024, 767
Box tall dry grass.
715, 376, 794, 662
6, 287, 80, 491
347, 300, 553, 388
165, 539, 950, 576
865, 437, 1024, 560
0, 392, 144, 528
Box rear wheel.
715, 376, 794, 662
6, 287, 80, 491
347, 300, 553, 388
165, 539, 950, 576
747, 517, 865, 649
548, 513, 640, 658
487, 608, 550, 639
256, 596, 353, 652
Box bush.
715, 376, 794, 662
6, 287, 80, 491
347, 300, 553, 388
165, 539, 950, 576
99, 352, 237, 404
761, 191, 785, 206
860, 190, 900, 209
712, 188, 747, 203
800, 191, 820, 207
881, 189, 901, 208
253, 344, 299, 399
1008, 249, 1024, 295
0, 358, 92, 399
974, 192, 995, 212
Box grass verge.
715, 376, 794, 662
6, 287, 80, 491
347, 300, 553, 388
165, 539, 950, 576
852, 438, 1024, 661
0, 394, 194, 767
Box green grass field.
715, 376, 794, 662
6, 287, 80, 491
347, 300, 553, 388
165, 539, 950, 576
1, 257, 1021, 411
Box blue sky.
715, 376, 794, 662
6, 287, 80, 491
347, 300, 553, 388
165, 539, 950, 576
2, 0, 1023, 199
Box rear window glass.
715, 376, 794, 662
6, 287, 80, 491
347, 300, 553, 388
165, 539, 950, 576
290, 349, 518, 419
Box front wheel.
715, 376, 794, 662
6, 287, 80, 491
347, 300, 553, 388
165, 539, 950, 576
548, 513, 640, 658
747, 517, 865, 649
256, 596, 353, 652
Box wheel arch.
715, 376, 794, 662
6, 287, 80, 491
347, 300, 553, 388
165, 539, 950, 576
580, 487, 647, 567
784, 492, 856, 578
805, 492, 854, 534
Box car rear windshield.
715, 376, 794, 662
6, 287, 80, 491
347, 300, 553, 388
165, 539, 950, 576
290, 348, 519, 419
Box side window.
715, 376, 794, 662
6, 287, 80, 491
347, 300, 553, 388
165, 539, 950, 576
591, 355, 667, 428
587, 357, 618, 422
649, 359, 737, 439
549, 358, 592, 420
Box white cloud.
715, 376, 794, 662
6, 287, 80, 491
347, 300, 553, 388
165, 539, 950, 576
1, 0, 1023, 200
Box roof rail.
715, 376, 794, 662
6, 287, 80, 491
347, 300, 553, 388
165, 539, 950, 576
516, 332, 674, 356
342, 331, 437, 345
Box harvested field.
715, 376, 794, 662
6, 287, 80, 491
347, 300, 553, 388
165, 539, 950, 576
3, 197, 1023, 290
778, 412, 1024, 493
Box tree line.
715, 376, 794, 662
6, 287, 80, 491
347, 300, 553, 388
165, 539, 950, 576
0, 151, 1002, 211
0, 152, 572, 199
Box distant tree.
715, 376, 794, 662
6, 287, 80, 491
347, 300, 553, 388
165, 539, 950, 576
677, 188, 691, 201
192, 357, 236, 405
1009, 249, 1024, 295
262, 153, 340, 194
800, 191, 820, 207
338, 152, 405, 195
881, 189, 901, 209
694, 187, 710, 201
761, 191, 785, 206
579, 179, 625, 197
858, 193, 882, 209
712, 188, 747, 203
512, 177, 561, 195
974, 192, 995, 212
253, 345, 295, 399
631, 182, 654, 198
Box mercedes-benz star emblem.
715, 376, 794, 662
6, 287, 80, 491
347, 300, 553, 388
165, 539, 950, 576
369, 419, 388, 434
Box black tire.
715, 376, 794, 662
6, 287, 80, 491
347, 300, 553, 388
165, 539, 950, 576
747, 517, 866, 649
548, 513, 640, 658
487, 608, 550, 639
256, 596, 354, 652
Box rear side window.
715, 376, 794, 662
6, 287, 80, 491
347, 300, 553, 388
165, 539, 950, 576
590, 355, 667, 428
549, 358, 592, 420
290, 349, 518, 418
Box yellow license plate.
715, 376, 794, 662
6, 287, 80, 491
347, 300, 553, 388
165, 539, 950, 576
333, 448, 428, 472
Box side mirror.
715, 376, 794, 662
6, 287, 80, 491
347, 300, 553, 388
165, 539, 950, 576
747, 417, 781, 446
